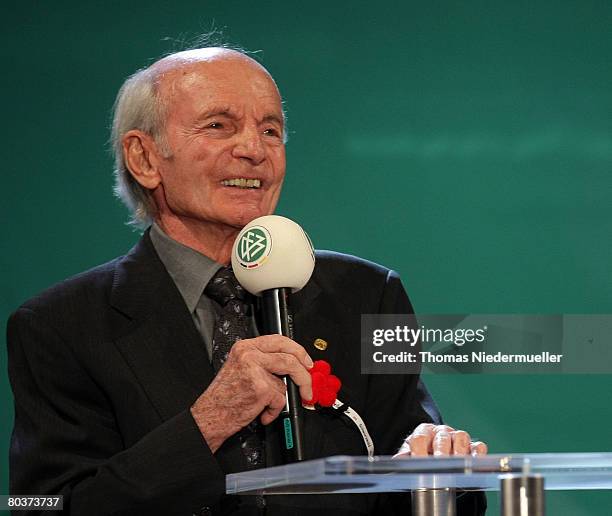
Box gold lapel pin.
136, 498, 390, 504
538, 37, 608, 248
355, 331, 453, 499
313, 338, 328, 351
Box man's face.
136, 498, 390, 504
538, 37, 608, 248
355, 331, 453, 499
152, 54, 286, 229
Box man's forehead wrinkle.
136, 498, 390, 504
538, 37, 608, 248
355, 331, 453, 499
166, 68, 280, 107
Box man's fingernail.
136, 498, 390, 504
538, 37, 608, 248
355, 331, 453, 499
306, 356, 314, 368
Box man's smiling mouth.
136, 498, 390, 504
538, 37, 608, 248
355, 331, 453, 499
220, 178, 262, 189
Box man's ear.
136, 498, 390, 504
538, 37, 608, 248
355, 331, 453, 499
122, 130, 164, 189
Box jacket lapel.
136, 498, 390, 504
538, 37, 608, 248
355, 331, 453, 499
292, 277, 340, 368
110, 232, 215, 422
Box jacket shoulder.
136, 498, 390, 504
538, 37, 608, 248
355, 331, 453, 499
314, 250, 392, 279
14, 257, 122, 318
312, 250, 398, 300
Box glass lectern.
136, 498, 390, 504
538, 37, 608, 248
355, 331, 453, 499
227, 453, 612, 515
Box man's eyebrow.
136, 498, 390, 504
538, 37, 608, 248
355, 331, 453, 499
196, 107, 236, 121
195, 109, 284, 127
262, 114, 284, 126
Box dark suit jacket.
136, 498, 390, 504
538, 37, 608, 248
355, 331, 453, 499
7, 233, 486, 515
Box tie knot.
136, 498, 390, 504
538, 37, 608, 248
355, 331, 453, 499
205, 267, 248, 306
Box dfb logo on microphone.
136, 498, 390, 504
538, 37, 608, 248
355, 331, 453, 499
236, 226, 272, 269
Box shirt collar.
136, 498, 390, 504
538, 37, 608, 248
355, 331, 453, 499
149, 223, 223, 313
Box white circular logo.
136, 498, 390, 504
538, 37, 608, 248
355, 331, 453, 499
235, 226, 272, 268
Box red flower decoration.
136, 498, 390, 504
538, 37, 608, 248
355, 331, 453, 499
303, 360, 342, 407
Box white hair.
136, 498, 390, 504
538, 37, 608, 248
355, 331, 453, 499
110, 65, 170, 228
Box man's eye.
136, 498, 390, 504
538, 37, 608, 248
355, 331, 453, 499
208, 122, 224, 129
263, 128, 280, 137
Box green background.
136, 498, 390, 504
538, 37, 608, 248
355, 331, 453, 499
2, 1, 611, 513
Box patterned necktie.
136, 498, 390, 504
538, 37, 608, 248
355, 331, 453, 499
205, 267, 252, 373
205, 267, 265, 471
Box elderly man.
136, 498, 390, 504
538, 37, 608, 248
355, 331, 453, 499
8, 47, 487, 515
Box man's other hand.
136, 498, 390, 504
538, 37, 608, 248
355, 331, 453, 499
393, 423, 488, 458
190, 335, 313, 452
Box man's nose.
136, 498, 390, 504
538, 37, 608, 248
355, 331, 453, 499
232, 127, 266, 165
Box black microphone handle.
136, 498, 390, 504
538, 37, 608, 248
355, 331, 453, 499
260, 287, 305, 463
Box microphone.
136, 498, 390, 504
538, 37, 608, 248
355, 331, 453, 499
232, 215, 315, 463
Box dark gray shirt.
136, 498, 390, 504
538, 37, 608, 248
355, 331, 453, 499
150, 223, 223, 359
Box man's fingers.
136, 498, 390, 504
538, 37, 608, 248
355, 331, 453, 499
413, 423, 437, 435
394, 424, 487, 458
260, 390, 287, 425
451, 430, 471, 455
470, 441, 488, 456
432, 424, 455, 434
432, 430, 452, 456
406, 423, 436, 456
392, 442, 411, 459
243, 335, 314, 369
258, 352, 313, 401
267, 374, 288, 398
229, 337, 314, 400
